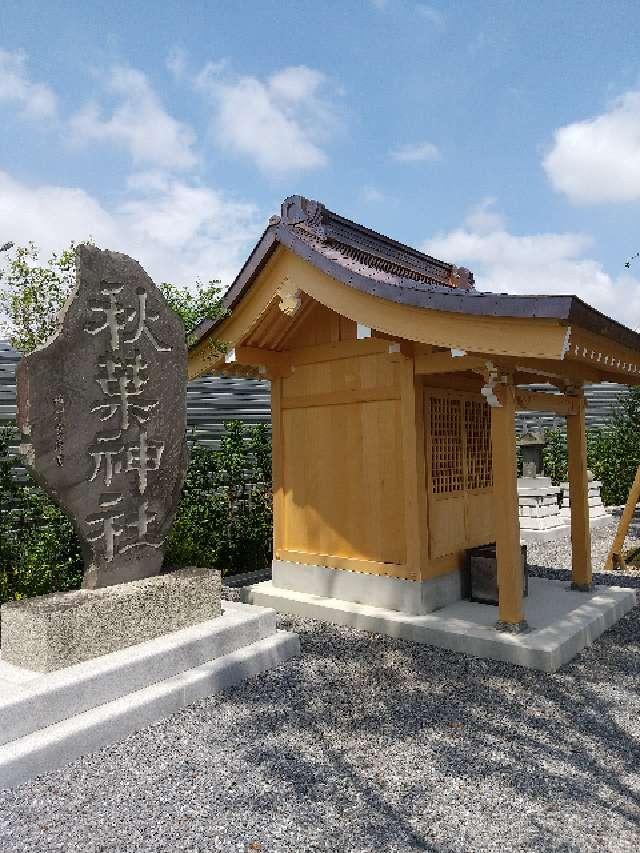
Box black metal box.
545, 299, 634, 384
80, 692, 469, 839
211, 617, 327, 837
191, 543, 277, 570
462, 543, 528, 605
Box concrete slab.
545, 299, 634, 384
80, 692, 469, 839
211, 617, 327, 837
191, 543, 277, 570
520, 513, 613, 543
272, 559, 461, 615
243, 577, 635, 673
0, 602, 300, 789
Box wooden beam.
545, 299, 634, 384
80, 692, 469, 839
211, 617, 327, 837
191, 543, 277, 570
234, 346, 292, 377
605, 465, 640, 570
287, 338, 390, 366
491, 382, 527, 629
566, 394, 592, 589
494, 356, 607, 385
281, 386, 399, 410
414, 352, 487, 375
278, 550, 411, 580
514, 389, 578, 416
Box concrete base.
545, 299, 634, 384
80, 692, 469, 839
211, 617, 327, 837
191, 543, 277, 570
243, 577, 635, 673
519, 512, 614, 544
0, 567, 222, 672
0, 601, 299, 789
272, 559, 461, 615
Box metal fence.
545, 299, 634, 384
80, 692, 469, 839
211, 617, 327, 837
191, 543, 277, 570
1, 340, 271, 447
0, 340, 629, 441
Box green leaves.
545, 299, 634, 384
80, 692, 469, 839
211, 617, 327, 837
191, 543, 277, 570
158, 280, 226, 345
542, 387, 640, 506
0, 241, 79, 354
0, 420, 272, 604
0, 240, 226, 354
164, 421, 272, 576
0, 423, 84, 604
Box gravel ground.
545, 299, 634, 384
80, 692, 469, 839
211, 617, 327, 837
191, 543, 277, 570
1, 523, 640, 853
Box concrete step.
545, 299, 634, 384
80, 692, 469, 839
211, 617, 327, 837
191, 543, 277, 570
0, 601, 276, 746
0, 630, 299, 790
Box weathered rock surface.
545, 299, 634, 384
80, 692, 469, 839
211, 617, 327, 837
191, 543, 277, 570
16, 245, 187, 588
0, 567, 221, 671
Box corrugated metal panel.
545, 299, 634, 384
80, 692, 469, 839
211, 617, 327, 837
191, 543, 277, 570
0, 340, 271, 447
516, 382, 628, 432
0, 340, 629, 439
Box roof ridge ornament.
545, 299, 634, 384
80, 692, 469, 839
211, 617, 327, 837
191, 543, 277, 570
280, 195, 327, 239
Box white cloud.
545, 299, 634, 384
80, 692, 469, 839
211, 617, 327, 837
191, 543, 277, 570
361, 185, 387, 203
415, 4, 445, 27
198, 64, 337, 174
0, 48, 57, 119
423, 200, 640, 328
0, 169, 260, 288
544, 90, 640, 204
166, 47, 187, 80
70, 66, 197, 170
390, 140, 440, 163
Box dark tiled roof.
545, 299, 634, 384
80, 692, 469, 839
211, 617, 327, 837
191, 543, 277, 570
192, 195, 640, 353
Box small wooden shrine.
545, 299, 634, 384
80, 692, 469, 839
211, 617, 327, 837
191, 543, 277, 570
189, 195, 640, 634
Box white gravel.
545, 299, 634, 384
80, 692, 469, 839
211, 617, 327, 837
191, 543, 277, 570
1, 520, 640, 853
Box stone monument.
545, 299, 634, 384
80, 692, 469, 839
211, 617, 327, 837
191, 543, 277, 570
16, 244, 188, 588
0, 246, 300, 788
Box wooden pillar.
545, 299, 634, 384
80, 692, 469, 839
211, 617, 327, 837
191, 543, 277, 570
566, 392, 592, 590
271, 376, 284, 559
490, 381, 528, 630
398, 356, 428, 581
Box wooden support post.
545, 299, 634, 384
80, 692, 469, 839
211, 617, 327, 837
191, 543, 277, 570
605, 465, 640, 570
566, 392, 592, 590
271, 377, 284, 559
490, 381, 528, 631
398, 357, 428, 581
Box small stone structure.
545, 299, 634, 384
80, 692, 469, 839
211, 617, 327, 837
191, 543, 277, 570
516, 428, 566, 542
559, 477, 611, 527
16, 245, 188, 589
517, 476, 565, 541
1, 567, 221, 672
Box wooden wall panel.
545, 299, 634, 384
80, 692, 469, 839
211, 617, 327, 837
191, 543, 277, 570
284, 301, 357, 350
281, 398, 405, 565
425, 388, 495, 566
282, 353, 397, 399
429, 495, 466, 560
465, 491, 495, 546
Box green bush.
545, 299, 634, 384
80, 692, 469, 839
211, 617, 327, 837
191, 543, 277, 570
0, 421, 272, 606
542, 387, 640, 506
0, 424, 84, 604
164, 421, 272, 575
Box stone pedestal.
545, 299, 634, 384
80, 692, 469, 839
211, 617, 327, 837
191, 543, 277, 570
0, 567, 221, 672
517, 477, 566, 542
558, 480, 612, 526
0, 601, 300, 789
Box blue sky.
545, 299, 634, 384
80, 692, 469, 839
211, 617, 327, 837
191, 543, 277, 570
2, 0, 640, 325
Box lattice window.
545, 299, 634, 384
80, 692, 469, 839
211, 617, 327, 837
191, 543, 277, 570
464, 400, 492, 490
430, 398, 464, 494
429, 395, 492, 494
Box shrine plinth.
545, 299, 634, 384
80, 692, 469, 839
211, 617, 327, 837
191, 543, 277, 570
15, 245, 188, 588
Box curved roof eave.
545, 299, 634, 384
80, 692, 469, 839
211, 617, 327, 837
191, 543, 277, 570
190, 223, 640, 354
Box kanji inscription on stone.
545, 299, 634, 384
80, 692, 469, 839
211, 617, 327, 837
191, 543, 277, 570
16, 245, 188, 588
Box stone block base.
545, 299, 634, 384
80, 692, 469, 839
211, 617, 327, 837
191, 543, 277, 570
271, 559, 461, 615
0, 567, 222, 672
0, 601, 300, 789
243, 578, 635, 673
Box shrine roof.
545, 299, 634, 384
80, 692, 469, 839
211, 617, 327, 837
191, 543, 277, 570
191, 195, 640, 353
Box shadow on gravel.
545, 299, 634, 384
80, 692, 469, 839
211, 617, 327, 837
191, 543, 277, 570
226, 601, 640, 851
